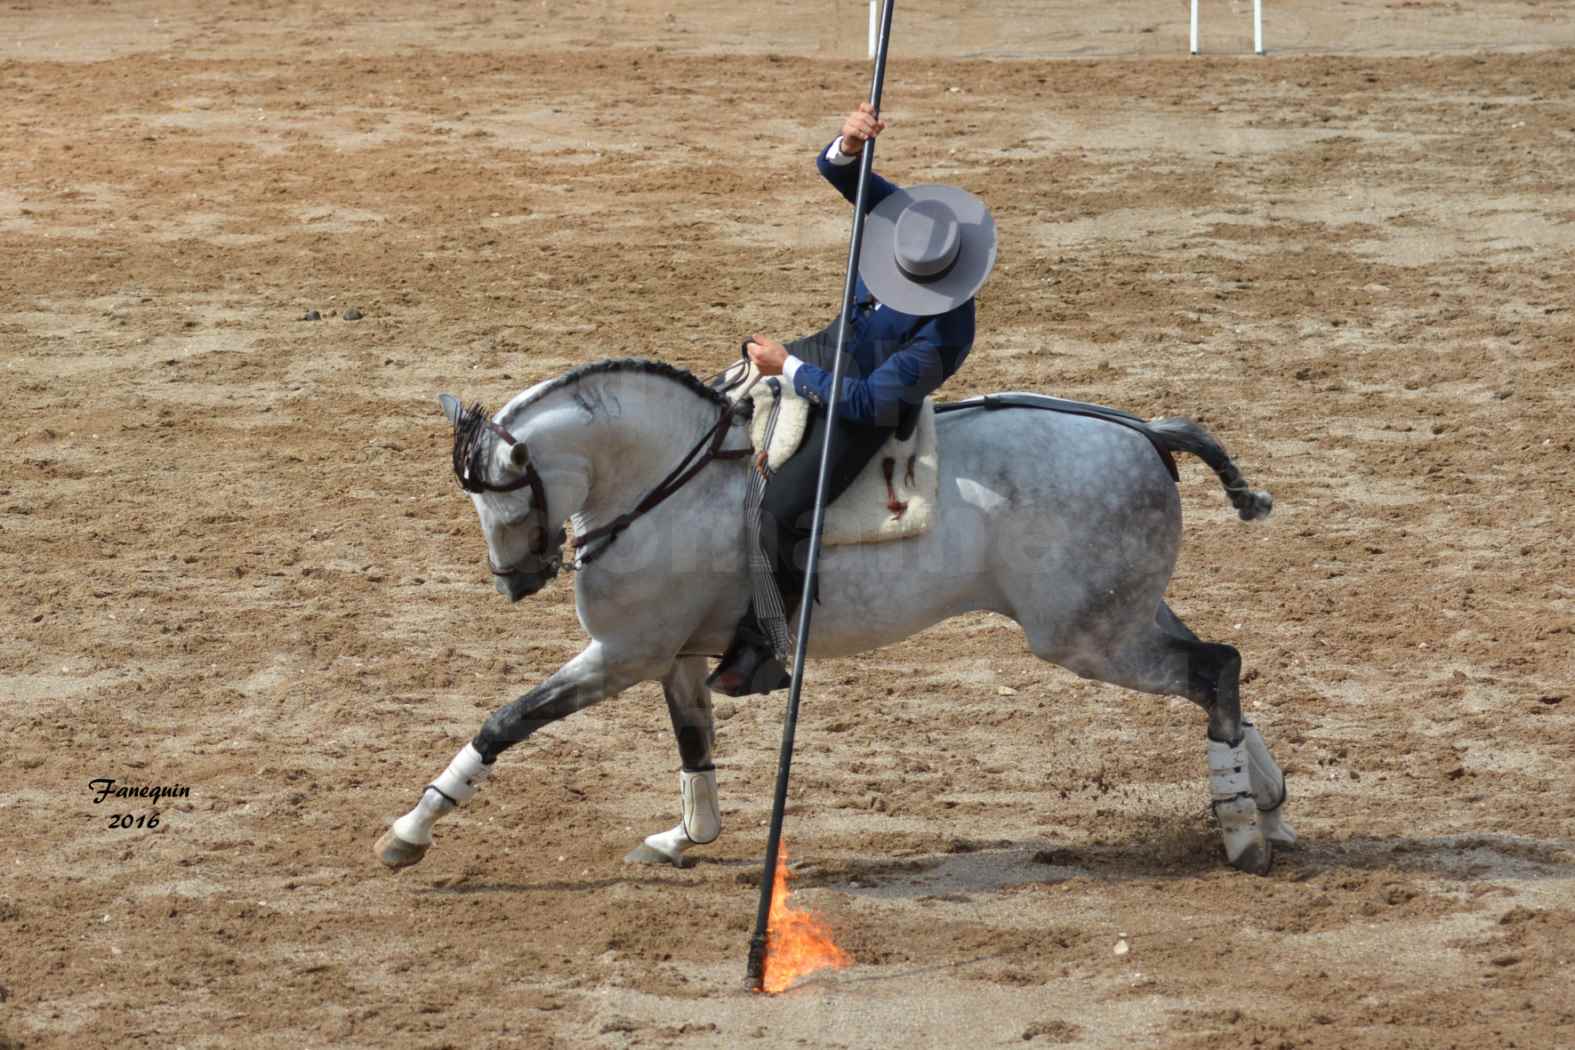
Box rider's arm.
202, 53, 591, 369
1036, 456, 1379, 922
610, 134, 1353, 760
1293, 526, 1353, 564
817, 138, 900, 212
785, 304, 975, 427
817, 103, 897, 212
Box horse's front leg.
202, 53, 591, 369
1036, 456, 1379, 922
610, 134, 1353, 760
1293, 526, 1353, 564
624, 656, 720, 869
375, 641, 654, 870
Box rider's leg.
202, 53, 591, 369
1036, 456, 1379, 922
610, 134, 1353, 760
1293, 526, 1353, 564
767, 409, 897, 603
708, 407, 895, 696
705, 601, 788, 697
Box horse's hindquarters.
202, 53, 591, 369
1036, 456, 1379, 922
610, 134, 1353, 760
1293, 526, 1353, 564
803, 409, 1182, 662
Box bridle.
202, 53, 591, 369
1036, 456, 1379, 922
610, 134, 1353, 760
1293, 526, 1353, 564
451, 398, 749, 578
453, 405, 558, 579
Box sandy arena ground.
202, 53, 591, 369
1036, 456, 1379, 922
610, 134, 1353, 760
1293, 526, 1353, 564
2, 2, 1573, 1047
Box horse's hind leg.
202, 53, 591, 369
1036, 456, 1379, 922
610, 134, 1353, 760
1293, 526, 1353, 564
1155, 602, 1295, 850
624, 656, 721, 869
1032, 602, 1290, 873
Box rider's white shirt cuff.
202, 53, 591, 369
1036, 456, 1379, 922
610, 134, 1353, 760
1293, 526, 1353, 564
783, 355, 805, 382
826, 137, 858, 166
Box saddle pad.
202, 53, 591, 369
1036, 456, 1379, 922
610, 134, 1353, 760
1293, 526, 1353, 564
722, 361, 937, 547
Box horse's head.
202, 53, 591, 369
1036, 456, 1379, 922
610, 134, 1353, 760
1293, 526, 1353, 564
439, 393, 564, 602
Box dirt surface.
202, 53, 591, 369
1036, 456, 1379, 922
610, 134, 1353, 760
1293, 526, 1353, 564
3, 2, 1574, 1048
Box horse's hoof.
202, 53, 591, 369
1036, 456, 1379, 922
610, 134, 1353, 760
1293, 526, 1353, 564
623, 842, 692, 869
1227, 838, 1273, 875
1262, 808, 1297, 848
376, 828, 430, 870
1215, 795, 1273, 875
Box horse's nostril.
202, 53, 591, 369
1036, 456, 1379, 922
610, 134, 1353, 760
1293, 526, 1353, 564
494, 570, 546, 603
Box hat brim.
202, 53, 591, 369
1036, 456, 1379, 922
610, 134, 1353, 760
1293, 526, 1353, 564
859, 184, 997, 317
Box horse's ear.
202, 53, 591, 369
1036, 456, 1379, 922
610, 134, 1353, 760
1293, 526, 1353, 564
437, 393, 463, 427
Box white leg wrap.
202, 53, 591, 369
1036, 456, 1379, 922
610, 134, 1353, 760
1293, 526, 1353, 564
1208, 736, 1253, 805
430, 742, 493, 805
1207, 736, 1270, 873
391, 743, 492, 846
679, 767, 721, 845
1241, 722, 1287, 812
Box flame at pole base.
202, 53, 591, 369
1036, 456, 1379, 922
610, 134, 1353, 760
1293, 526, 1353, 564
761, 845, 852, 994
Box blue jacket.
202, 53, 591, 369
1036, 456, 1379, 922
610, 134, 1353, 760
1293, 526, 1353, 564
786, 140, 976, 428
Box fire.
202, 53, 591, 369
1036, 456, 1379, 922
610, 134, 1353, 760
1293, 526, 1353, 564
762, 845, 852, 994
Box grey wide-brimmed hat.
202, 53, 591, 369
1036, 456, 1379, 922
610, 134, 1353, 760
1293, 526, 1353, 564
859, 184, 997, 317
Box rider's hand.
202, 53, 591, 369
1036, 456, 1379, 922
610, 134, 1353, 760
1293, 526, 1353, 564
746, 334, 788, 376
839, 102, 887, 155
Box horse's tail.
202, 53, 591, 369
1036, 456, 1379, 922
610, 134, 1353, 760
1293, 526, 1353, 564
1147, 418, 1274, 522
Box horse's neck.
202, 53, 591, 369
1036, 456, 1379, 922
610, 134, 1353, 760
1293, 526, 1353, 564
520, 376, 727, 535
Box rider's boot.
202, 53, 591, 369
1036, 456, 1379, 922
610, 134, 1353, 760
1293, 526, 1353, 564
706, 602, 791, 697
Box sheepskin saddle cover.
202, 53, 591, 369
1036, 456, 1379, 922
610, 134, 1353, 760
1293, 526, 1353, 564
722, 362, 937, 547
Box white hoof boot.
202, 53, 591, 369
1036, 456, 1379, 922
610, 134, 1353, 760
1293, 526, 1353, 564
1261, 807, 1297, 847
624, 824, 694, 868
1241, 721, 1295, 848
625, 768, 721, 868
1208, 737, 1271, 875
1241, 721, 1288, 809
679, 767, 721, 845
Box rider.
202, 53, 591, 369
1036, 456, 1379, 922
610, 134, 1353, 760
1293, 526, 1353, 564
707, 102, 998, 697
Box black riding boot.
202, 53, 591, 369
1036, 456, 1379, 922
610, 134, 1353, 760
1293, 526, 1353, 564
705, 602, 791, 697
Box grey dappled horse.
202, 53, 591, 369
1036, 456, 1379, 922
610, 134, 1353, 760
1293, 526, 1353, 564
375, 358, 1294, 876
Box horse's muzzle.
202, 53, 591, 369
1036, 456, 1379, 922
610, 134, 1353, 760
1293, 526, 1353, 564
490, 544, 562, 603
494, 568, 553, 603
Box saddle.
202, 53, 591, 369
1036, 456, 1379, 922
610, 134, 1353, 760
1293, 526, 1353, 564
716, 359, 939, 546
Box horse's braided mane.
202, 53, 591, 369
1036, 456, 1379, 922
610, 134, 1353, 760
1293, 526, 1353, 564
451, 358, 727, 491
512, 357, 728, 416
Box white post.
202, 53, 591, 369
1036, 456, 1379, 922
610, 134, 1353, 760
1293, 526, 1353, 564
1254, 0, 1264, 54
868, 0, 877, 60
1189, 0, 1200, 55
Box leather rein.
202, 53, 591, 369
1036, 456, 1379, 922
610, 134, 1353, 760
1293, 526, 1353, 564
457, 401, 749, 574
573, 402, 750, 567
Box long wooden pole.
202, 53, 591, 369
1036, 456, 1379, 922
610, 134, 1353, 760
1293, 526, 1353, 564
743, 0, 894, 994
745, 0, 897, 991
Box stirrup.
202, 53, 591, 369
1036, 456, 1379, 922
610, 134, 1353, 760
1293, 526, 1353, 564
706, 640, 791, 697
